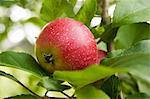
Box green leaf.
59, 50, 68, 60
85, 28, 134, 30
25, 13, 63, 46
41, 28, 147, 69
114, 23, 150, 49
126, 93, 150, 99
38, 77, 71, 91
102, 40, 150, 89
0, 70, 22, 85
75, 0, 97, 26
120, 74, 139, 95
101, 75, 120, 99
0, 0, 27, 7
0, 51, 47, 77
69, 0, 77, 6
40, 0, 75, 22
4, 94, 40, 99
25, 17, 46, 27
0, 0, 17, 7
0, 17, 13, 42
54, 65, 124, 88
0, 70, 40, 98
76, 85, 110, 99
113, 0, 150, 26
137, 78, 150, 95
106, 49, 124, 58
100, 24, 119, 43
91, 26, 105, 39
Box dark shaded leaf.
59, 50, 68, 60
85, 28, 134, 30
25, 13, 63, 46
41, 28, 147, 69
126, 93, 150, 99
101, 75, 120, 99
38, 77, 71, 91
100, 24, 119, 43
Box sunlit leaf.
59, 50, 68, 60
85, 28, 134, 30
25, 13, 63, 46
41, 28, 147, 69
69, 0, 77, 6
137, 79, 150, 95
54, 65, 125, 88
91, 26, 105, 39
113, 0, 150, 26
40, 0, 75, 22
0, 70, 40, 98
76, 85, 110, 99
114, 23, 150, 49
75, 0, 97, 26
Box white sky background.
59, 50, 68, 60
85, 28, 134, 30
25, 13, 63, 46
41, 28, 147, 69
0, 0, 116, 50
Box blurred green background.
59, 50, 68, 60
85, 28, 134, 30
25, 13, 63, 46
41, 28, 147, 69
0, 0, 116, 98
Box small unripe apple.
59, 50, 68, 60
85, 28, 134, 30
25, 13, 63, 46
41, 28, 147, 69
36, 18, 100, 73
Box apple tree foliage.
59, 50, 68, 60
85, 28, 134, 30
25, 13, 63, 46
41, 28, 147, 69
0, 0, 150, 98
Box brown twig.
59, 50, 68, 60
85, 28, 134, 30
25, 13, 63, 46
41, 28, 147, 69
98, 0, 112, 52
101, 0, 110, 25
97, 0, 111, 44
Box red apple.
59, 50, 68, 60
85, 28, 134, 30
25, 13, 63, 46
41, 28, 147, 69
36, 18, 99, 73
98, 50, 107, 63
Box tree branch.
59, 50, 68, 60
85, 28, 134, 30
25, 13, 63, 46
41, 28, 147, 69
97, 0, 112, 52
101, 0, 110, 25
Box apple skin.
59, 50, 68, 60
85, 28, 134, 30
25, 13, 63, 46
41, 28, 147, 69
98, 50, 107, 63
36, 18, 99, 73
